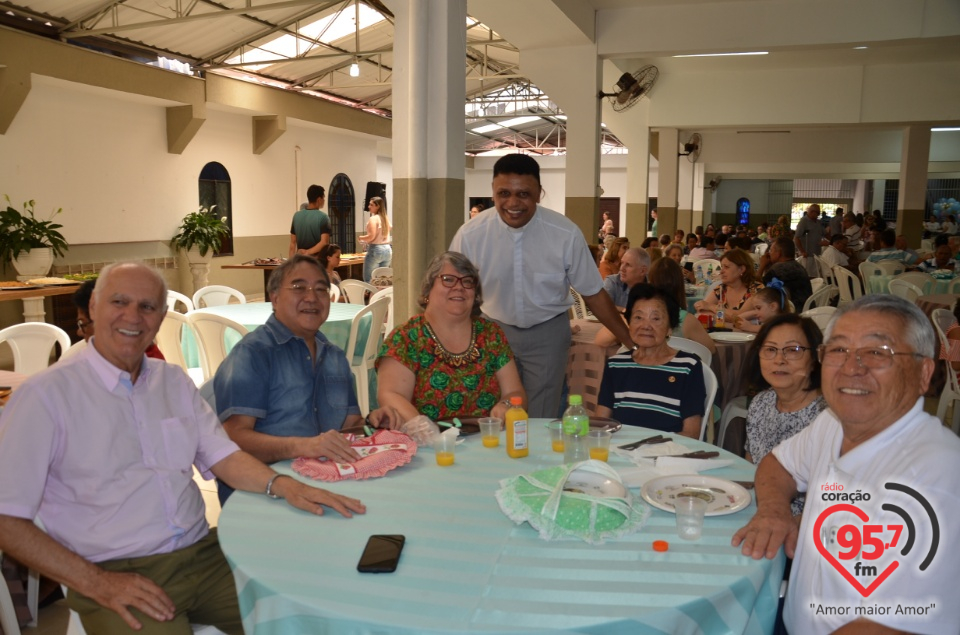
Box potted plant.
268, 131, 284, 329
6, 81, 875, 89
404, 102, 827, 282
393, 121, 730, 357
171, 206, 229, 290
0, 195, 69, 277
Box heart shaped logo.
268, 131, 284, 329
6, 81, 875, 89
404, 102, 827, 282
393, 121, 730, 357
812, 503, 899, 597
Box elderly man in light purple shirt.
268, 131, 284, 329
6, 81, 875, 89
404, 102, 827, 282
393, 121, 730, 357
0, 262, 365, 634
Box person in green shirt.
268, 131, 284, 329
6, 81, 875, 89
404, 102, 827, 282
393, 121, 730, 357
289, 184, 331, 257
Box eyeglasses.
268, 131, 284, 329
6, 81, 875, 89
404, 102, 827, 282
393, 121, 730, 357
438, 274, 477, 289
817, 345, 925, 369
77, 319, 94, 332
758, 345, 810, 361
285, 283, 329, 296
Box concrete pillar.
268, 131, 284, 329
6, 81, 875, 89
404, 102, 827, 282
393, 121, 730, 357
390, 0, 466, 320
898, 126, 931, 247
691, 162, 705, 231
657, 128, 680, 237
524, 44, 602, 241
606, 98, 651, 245
677, 154, 694, 233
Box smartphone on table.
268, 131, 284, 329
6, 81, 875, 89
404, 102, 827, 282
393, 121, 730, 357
357, 535, 405, 573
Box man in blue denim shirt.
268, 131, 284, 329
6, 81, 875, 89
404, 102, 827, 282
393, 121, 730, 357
214, 255, 400, 502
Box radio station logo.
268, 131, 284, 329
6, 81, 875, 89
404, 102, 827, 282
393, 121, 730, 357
813, 482, 939, 598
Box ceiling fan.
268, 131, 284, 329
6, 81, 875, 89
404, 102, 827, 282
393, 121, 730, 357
598, 65, 659, 112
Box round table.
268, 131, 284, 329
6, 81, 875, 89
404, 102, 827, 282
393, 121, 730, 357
218, 423, 784, 635
916, 293, 960, 318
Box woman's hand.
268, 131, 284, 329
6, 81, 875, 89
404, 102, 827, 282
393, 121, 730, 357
694, 300, 715, 314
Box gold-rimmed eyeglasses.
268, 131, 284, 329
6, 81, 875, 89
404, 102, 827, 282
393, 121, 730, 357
817, 345, 924, 369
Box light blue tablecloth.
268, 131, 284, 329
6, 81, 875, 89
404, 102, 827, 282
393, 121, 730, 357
218, 423, 784, 635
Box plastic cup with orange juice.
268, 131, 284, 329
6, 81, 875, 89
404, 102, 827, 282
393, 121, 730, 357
434, 431, 458, 466
479, 417, 501, 448
587, 429, 612, 462
545, 420, 565, 453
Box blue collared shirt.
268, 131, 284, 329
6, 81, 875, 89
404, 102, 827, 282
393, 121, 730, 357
602, 274, 630, 308
213, 314, 358, 501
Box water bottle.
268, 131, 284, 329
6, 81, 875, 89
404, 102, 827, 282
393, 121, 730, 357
695, 265, 704, 285
706, 263, 714, 281
562, 395, 589, 463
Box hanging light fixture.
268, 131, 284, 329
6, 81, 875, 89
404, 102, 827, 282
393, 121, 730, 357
349, 60, 360, 77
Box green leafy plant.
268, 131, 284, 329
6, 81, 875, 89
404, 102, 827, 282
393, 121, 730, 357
171, 206, 230, 257
0, 195, 69, 265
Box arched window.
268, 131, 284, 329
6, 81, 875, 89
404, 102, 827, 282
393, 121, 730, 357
736, 197, 750, 226
328, 173, 356, 253
198, 162, 233, 256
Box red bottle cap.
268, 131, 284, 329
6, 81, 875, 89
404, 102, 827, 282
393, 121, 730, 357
652, 540, 669, 552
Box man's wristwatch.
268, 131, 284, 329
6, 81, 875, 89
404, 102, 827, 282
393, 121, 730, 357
265, 474, 284, 499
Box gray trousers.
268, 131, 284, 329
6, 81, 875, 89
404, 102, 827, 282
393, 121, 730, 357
490, 312, 571, 419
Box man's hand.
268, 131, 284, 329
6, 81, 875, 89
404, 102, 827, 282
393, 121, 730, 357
731, 507, 798, 560
272, 476, 366, 518
305, 430, 361, 463
367, 406, 403, 430
88, 569, 175, 630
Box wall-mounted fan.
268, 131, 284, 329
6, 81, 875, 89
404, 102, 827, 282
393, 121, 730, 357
598, 65, 659, 112
707, 176, 722, 192
679, 133, 702, 162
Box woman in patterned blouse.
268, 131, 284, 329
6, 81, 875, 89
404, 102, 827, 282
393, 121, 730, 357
742, 313, 826, 515
693, 248, 763, 321
376, 252, 526, 424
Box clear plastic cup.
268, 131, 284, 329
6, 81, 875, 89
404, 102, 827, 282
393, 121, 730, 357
675, 494, 708, 540
434, 433, 457, 467
587, 429, 612, 462
546, 420, 565, 453
479, 417, 501, 448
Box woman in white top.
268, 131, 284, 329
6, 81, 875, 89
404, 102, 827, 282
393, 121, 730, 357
358, 196, 392, 282
942, 214, 957, 235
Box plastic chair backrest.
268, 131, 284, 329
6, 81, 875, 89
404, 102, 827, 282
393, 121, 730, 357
369, 286, 395, 336
371, 267, 393, 279
192, 285, 246, 309
802, 284, 839, 312
340, 280, 377, 305
931, 308, 960, 433
801, 306, 838, 331
949, 277, 960, 295
887, 279, 922, 303
832, 266, 863, 303
754, 242, 769, 256
668, 335, 713, 367
893, 271, 934, 295
166, 290, 195, 313
700, 365, 718, 442
692, 259, 722, 282
329, 283, 341, 302
874, 260, 906, 276
186, 312, 249, 380
815, 255, 835, 285
156, 311, 192, 372
569, 287, 588, 319
0, 323, 71, 375
344, 296, 390, 371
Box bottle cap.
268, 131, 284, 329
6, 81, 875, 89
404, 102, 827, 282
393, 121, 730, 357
510, 396, 522, 405
568, 395, 583, 405
652, 540, 669, 552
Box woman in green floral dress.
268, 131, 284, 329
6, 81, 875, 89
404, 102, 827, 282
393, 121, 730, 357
376, 252, 526, 423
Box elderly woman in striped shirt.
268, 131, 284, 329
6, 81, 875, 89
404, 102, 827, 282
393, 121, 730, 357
595, 284, 706, 438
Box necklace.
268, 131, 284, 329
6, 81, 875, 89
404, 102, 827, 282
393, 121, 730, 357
423, 320, 480, 368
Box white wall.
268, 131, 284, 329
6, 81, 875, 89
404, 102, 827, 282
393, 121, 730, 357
0, 77, 381, 249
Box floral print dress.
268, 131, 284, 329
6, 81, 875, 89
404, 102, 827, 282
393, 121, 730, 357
377, 315, 513, 421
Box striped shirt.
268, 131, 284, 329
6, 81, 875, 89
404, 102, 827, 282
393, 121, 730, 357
598, 350, 706, 432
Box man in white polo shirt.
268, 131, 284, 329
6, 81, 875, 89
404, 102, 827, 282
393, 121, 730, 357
450, 154, 635, 418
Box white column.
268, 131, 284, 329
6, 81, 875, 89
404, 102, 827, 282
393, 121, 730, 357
389, 0, 466, 320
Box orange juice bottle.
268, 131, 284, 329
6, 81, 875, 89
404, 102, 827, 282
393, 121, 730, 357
505, 397, 529, 459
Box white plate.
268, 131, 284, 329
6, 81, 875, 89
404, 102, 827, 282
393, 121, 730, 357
563, 468, 627, 499
709, 331, 755, 342
641, 475, 750, 516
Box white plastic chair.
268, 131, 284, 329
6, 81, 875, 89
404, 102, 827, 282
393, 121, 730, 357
873, 260, 906, 277
668, 335, 713, 366
339, 280, 377, 305
815, 255, 836, 286
0, 550, 39, 633
166, 290, 195, 313
700, 365, 719, 442
754, 242, 769, 256
950, 278, 960, 295
569, 287, 591, 319
893, 271, 934, 295
801, 306, 838, 331
802, 284, 839, 312
717, 395, 749, 453
692, 259, 722, 282
156, 311, 204, 385
343, 296, 390, 414
888, 279, 923, 303
832, 266, 863, 305
371, 267, 393, 279
932, 308, 960, 434
369, 286, 395, 336
329, 283, 341, 302
0, 323, 71, 376
809, 277, 824, 293
186, 312, 249, 381
59, 338, 87, 361
192, 285, 246, 309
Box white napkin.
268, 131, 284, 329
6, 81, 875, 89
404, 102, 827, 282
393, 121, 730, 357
613, 441, 734, 488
